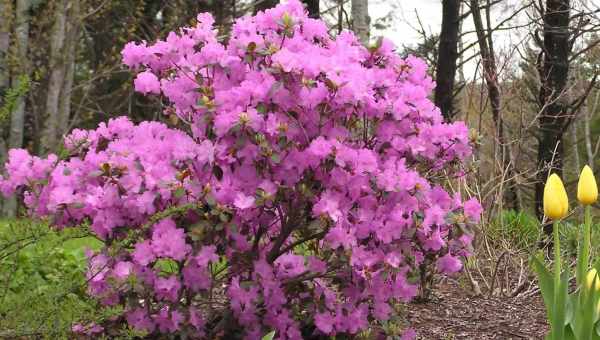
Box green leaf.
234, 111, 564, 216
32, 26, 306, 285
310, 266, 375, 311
219, 212, 230, 222
270, 154, 281, 164
206, 194, 217, 207
262, 331, 276, 340
532, 254, 555, 320
173, 187, 186, 199
576, 274, 600, 340
154, 259, 178, 275
0, 74, 30, 123
564, 326, 578, 340
594, 321, 600, 337
551, 271, 569, 340
256, 102, 268, 114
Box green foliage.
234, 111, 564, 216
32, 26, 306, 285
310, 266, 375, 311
559, 220, 600, 264
0, 74, 30, 123
488, 210, 540, 249
533, 253, 600, 340
0, 219, 103, 339
262, 330, 276, 340
533, 207, 600, 340
486, 209, 600, 258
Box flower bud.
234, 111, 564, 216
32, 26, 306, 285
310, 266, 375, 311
578, 165, 598, 205
586, 268, 600, 292
543, 174, 569, 220
586, 268, 600, 316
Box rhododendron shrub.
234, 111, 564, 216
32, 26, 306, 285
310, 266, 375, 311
0, 1, 481, 338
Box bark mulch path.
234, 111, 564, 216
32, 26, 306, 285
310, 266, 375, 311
405, 281, 548, 339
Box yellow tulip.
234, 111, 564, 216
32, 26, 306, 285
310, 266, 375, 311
578, 165, 598, 205
585, 268, 600, 315
543, 174, 569, 220
586, 268, 600, 292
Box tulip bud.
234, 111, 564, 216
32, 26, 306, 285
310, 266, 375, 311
586, 268, 600, 292
578, 165, 598, 205
586, 269, 600, 316
543, 174, 569, 220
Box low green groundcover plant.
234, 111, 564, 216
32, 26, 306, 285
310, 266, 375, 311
0, 219, 102, 339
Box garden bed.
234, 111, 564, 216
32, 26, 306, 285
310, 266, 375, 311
407, 280, 548, 339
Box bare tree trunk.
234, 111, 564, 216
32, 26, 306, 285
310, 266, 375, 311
302, 0, 319, 18
471, 0, 520, 211
0, 0, 11, 166
216, 1, 240, 38
351, 0, 369, 45
585, 91, 599, 169
42, 0, 68, 153
435, 0, 461, 121
0, 0, 9, 95
534, 0, 571, 231
57, 0, 80, 142
337, 0, 343, 34
570, 119, 580, 174
3, 0, 31, 217
8, 0, 29, 150
457, 2, 466, 84
568, 75, 581, 174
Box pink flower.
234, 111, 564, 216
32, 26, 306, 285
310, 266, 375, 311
401, 328, 417, 340
423, 205, 446, 231
308, 137, 334, 159
154, 276, 181, 302
308, 256, 327, 274
437, 253, 463, 274
274, 253, 306, 278
464, 197, 483, 223
133, 241, 156, 266
373, 301, 392, 321
195, 245, 219, 267
313, 190, 343, 222
314, 312, 335, 334
151, 219, 191, 261
112, 261, 133, 280
134, 71, 161, 94
423, 228, 445, 251
183, 261, 211, 291
189, 307, 205, 333
155, 307, 184, 333
325, 225, 356, 250
126, 308, 155, 332
234, 192, 255, 210
121, 41, 149, 67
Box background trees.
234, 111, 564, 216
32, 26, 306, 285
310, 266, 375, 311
434, 0, 461, 121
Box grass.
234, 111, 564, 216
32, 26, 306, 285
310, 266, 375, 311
487, 210, 541, 250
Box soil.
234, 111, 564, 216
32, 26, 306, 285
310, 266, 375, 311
405, 280, 548, 340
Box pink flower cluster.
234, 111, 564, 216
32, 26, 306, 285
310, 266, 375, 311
1, 1, 480, 338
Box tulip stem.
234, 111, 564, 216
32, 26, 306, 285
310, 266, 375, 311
552, 220, 562, 340
554, 220, 561, 289
585, 204, 592, 268
577, 205, 592, 288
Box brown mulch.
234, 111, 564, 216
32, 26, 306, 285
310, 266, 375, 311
405, 280, 548, 340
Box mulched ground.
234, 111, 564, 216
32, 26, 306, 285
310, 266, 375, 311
405, 280, 548, 339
